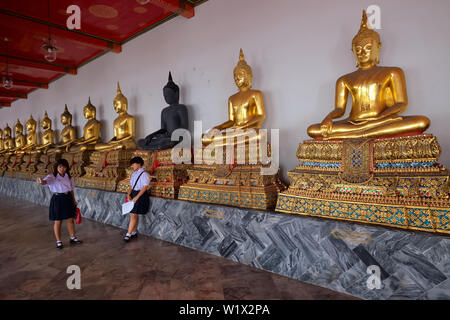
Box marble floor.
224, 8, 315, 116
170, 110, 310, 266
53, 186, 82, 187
0, 195, 358, 300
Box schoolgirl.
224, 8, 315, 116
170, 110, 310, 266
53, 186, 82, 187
124, 156, 151, 242
36, 158, 82, 249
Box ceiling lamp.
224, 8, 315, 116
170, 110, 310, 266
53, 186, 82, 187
136, 0, 150, 4
2, 38, 13, 90
42, 0, 58, 62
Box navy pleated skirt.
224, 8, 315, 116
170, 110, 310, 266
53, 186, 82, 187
130, 190, 150, 215
49, 193, 76, 221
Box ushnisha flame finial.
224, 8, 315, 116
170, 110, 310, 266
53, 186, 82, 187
234, 48, 252, 78
352, 10, 381, 47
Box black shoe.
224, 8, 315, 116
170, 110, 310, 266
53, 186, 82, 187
70, 237, 83, 245
130, 233, 138, 239
56, 242, 63, 249
123, 235, 131, 242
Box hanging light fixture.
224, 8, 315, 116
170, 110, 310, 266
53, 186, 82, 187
2, 38, 13, 90
42, 0, 58, 62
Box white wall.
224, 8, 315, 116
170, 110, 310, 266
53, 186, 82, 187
4, 0, 450, 181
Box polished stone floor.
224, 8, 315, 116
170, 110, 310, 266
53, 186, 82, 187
0, 195, 358, 300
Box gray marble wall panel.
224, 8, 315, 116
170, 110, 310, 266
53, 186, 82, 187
1, 176, 449, 300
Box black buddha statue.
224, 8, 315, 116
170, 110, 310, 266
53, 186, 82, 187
138, 72, 189, 150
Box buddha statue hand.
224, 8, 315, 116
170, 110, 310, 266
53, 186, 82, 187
320, 117, 333, 138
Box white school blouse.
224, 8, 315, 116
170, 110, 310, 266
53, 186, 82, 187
130, 168, 150, 191
43, 173, 75, 193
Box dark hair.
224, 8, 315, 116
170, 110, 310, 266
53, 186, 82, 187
130, 156, 144, 166
53, 158, 71, 178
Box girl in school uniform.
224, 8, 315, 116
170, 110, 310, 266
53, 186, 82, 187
124, 156, 151, 242
36, 158, 82, 249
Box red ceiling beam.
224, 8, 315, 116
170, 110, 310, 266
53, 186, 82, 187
0, 92, 27, 99
0, 55, 77, 75
0, 10, 122, 54
0, 103, 11, 107
149, 0, 195, 18
5, 79, 48, 89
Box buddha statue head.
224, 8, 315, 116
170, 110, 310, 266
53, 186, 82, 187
233, 48, 253, 90
4, 124, 11, 138
83, 97, 96, 120
352, 10, 382, 69
61, 104, 72, 126
26, 115, 37, 132
41, 111, 52, 130
163, 72, 180, 105
14, 119, 23, 135
114, 82, 128, 114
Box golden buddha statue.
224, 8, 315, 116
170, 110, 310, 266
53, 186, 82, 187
13, 119, 26, 153
307, 11, 430, 140
0, 124, 14, 153
202, 49, 266, 147
20, 115, 39, 153
34, 111, 55, 153
69, 98, 102, 152
93, 82, 136, 151
48, 105, 77, 153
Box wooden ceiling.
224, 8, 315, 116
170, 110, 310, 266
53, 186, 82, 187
0, 0, 207, 107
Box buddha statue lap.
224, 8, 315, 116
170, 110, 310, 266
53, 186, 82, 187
276, 11, 450, 235
78, 83, 136, 191
179, 49, 284, 210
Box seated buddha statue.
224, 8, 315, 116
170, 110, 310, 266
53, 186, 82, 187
34, 111, 55, 154
137, 72, 189, 150
47, 105, 78, 153
69, 98, 102, 152
93, 82, 136, 151
202, 49, 266, 147
20, 115, 39, 153
13, 119, 26, 153
307, 11, 430, 140
0, 124, 14, 154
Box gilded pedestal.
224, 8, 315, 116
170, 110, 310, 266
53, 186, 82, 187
0, 153, 12, 176
14, 153, 41, 180
179, 144, 285, 210
77, 149, 135, 191
276, 134, 450, 234
32, 152, 62, 180
62, 150, 92, 185
116, 148, 190, 199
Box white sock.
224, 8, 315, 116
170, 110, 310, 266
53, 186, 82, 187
131, 231, 137, 235
126, 233, 131, 237
70, 237, 76, 240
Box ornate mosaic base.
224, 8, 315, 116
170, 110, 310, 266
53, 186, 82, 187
4, 154, 25, 178
179, 184, 280, 210
278, 133, 450, 234
62, 150, 93, 186
77, 149, 135, 191
179, 164, 285, 210
276, 192, 450, 234
296, 134, 442, 173
116, 149, 190, 199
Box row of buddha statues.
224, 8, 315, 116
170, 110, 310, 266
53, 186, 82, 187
0, 11, 449, 235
